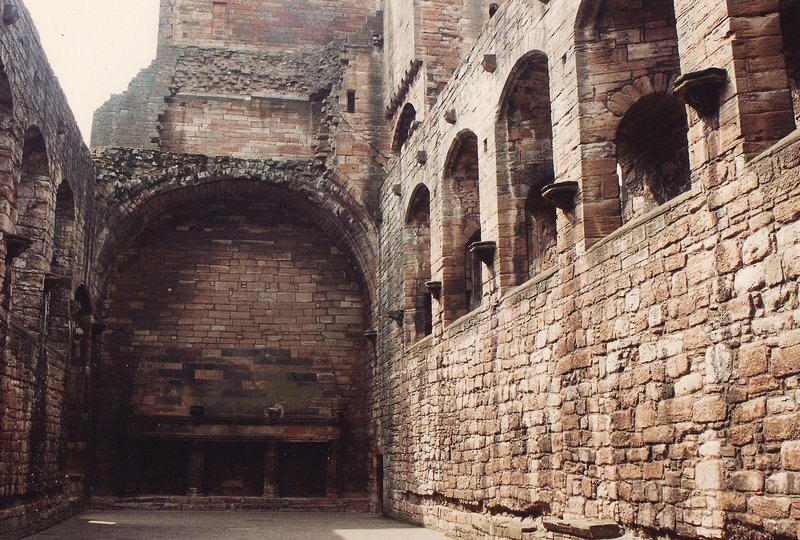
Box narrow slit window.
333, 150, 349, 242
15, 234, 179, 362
347, 91, 356, 113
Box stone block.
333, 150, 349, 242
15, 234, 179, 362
693, 396, 727, 423
730, 471, 763, 492
733, 264, 765, 296
765, 415, 800, 441
781, 441, 800, 470
738, 344, 768, 377
695, 460, 723, 490
748, 496, 792, 519
675, 373, 703, 395
741, 229, 771, 264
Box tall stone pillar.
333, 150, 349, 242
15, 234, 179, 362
187, 440, 204, 496
326, 441, 340, 497
263, 441, 278, 498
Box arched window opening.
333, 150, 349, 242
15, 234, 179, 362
392, 103, 416, 153
47, 180, 76, 354
404, 185, 433, 341
575, 0, 683, 243
525, 191, 557, 279
12, 127, 51, 336
616, 94, 691, 223
465, 230, 482, 313
496, 51, 555, 285
0, 61, 15, 348
781, 0, 800, 126
442, 131, 481, 324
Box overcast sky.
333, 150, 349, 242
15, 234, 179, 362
25, 0, 160, 144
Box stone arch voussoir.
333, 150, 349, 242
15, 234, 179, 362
93, 151, 377, 313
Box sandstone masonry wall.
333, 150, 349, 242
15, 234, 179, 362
0, 2, 96, 538
373, 0, 800, 539
95, 190, 369, 495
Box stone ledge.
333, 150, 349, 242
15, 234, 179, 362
543, 518, 622, 539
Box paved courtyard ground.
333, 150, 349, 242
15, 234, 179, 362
28, 510, 450, 539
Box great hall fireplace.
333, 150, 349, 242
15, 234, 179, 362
88, 187, 370, 503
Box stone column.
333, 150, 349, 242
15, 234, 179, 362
263, 441, 278, 498
187, 440, 204, 496
326, 441, 340, 497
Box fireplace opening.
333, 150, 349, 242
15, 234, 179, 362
203, 441, 265, 496
131, 440, 189, 495
278, 442, 329, 497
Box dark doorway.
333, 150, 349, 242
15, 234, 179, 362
203, 441, 265, 496
278, 442, 329, 497
133, 440, 189, 495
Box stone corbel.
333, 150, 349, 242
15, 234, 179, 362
4, 233, 31, 260
673, 68, 727, 116
387, 310, 404, 324
541, 181, 579, 211
469, 241, 497, 265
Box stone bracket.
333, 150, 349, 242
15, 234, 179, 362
541, 181, 579, 210
5, 233, 32, 260
469, 241, 496, 265
673, 68, 727, 116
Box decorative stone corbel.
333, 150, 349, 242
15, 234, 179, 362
541, 181, 579, 210
425, 280, 442, 298
469, 241, 497, 265
673, 68, 727, 116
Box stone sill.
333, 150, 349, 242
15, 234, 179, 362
750, 127, 800, 165
585, 189, 694, 259
90, 495, 369, 512
501, 266, 558, 305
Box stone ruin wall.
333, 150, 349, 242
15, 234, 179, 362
157, 0, 381, 51
373, 0, 800, 538
0, 2, 96, 538
92, 2, 386, 210
1, 0, 800, 537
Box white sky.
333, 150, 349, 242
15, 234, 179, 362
25, 0, 160, 144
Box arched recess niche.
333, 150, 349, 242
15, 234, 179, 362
392, 103, 417, 153
403, 183, 432, 341
12, 127, 52, 337
441, 130, 482, 324
575, 0, 688, 243
495, 50, 557, 286
0, 60, 17, 347
91, 178, 373, 498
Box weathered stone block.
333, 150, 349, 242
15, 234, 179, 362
781, 441, 800, 470
695, 460, 723, 490
693, 396, 727, 423
731, 471, 763, 492
748, 496, 792, 519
